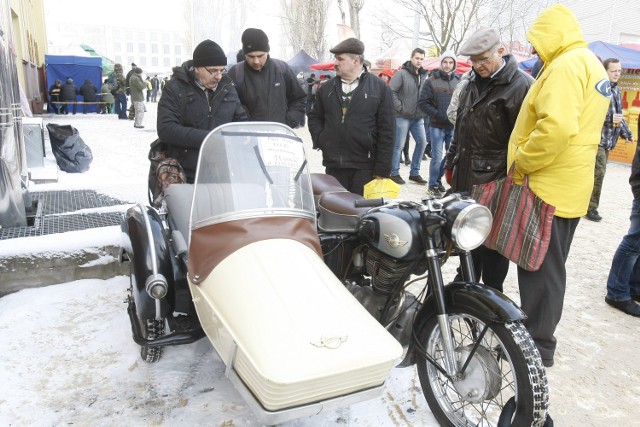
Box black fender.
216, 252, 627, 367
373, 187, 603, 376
121, 204, 173, 319
399, 281, 526, 366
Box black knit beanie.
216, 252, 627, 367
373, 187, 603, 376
241, 28, 270, 53
192, 39, 227, 67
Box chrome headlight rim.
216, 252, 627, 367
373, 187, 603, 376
449, 203, 492, 251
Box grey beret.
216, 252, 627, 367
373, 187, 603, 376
330, 38, 365, 55
459, 28, 500, 56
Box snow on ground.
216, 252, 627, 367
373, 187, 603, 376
1, 104, 640, 426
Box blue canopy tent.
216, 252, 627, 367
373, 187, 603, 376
45, 55, 103, 113
588, 41, 640, 68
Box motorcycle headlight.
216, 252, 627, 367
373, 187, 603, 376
442, 201, 493, 251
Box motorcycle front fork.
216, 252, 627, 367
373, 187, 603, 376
426, 248, 476, 377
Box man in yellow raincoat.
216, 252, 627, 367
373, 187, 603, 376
507, 4, 610, 368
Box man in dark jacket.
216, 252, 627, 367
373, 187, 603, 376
78, 79, 98, 114
60, 78, 78, 115
389, 48, 429, 185
445, 28, 533, 292
108, 63, 127, 119
228, 28, 306, 128
419, 50, 460, 195
157, 39, 247, 182
605, 141, 640, 317
308, 38, 395, 195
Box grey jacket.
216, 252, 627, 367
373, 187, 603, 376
389, 61, 428, 120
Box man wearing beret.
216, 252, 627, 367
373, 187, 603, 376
228, 28, 306, 128
445, 28, 533, 293
157, 39, 247, 183
308, 38, 395, 195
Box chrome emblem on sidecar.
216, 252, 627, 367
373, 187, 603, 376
384, 234, 407, 248
311, 335, 348, 349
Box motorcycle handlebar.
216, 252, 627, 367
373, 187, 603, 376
354, 198, 385, 208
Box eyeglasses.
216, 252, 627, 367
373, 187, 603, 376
468, 53, 495, 66
203, 67, 227, 76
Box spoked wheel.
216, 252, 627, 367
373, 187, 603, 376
416, 313, 548, 427
139, 317, 165, 363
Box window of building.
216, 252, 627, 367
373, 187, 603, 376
175, 58, 182, 66
162, 33, 170, 42
175, 45, 182, 55
126, 30, 133, 39
113, 29, 121, 39
139, 44, 146, 54
163, 44, 170, 55
128, 56, 134, 64
113, 42, 121, 52
163, 58, 170, 67
151, 32, 157, 41
152, 57, 159, 66
151, 44, 158, 54
140, 57, 147, 66
139, 31, 146, 40
127, 42, 133, 53
115, 55, 122, 64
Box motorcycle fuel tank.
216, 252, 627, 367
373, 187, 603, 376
357, 207, 423, 260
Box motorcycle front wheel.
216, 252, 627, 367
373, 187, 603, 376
139, 317, 165, 363
416, 313, 548, 427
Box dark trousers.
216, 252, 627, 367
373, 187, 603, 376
518, 216, 579, 362
114, 94, 127, 119
454, 245, 509, 292
588, 146, 609, 211
325, 167, 373, 196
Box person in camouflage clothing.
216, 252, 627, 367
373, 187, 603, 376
108, 63, 128, 119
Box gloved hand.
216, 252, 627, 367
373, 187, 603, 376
445, 168, 453, 185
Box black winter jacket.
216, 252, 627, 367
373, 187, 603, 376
157, 61, 247, 181
445, 55, 533, 193
308, 72, 395, 177
228, 57, 306, 128
390, 60, 428, 120
60, 83, 78, 101
419, 69, 460, 129
79, 80, 98, 102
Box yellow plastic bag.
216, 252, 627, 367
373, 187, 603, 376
363, 178, 400, 199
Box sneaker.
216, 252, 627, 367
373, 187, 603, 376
389, 175, 405, 185
437, 179, 446, 193
427, 186, 442, 197
409, 174, 428, 185
585, 210, 602, 222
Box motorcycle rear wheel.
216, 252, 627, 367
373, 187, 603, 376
416, 313, 548, 426
139, 318, 165, 363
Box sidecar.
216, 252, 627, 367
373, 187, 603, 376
121, 122, 402, 425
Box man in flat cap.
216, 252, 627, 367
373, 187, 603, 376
308, 38, 395, 195
228, 28, 306, 128
444, 27, 533, 292
155, 39, 246, 193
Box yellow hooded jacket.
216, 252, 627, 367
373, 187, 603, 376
507, 5, 611, 218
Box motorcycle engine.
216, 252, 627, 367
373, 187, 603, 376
364, 246, 413, 295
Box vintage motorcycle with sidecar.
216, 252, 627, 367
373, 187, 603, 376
120, 122, 548, 426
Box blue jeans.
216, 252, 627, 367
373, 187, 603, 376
428, 127, 453, 187
606, 198, 640, 300
114, 93, 127, 119
391, 117, 427, 177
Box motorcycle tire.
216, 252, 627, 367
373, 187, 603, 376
415, 313, 548, 427
139, 318, 165, 363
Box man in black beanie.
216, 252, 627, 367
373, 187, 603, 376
228, 28, 306, 128
156, 39, 247, 186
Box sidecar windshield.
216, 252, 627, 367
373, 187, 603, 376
190, 122, 316, 229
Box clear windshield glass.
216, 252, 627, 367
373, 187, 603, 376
190, 122, 316, 229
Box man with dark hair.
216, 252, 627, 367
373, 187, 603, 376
388, 48, 429, 185
419, 50, 460, 195
157, 39, 247, 183
444, 28, 533, 292
308, 38, 395, 195
228, 28, 306, 128
586, 58, 634, 222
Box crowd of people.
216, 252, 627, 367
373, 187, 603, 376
46, 4, 639, 369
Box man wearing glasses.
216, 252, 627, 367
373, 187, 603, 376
228, 28, 306, 128
444, 28, 533, 292
157, 39, 247, 183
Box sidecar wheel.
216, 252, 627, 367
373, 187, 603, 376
140, 318, 165, 363
415, 313, 548, 426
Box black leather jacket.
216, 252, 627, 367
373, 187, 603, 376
446, 55, 533, 192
